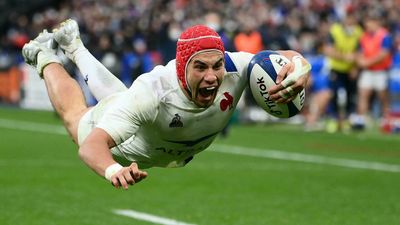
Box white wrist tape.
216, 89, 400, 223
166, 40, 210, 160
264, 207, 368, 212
105, 163, 123, 181
281, 56, 311, 88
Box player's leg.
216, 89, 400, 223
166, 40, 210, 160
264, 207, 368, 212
349, 70, 373, 130
348, 87, 371, 130
328, 70, 340, 118
377, 89, 390, 116
309, 90, 331, 122
305, 72, 332, 131
344, 70, 358, 115
356, 71, 374, 115
357, 88, 373, 115
22, 36, 88, 144
53, 19, 127, 101
43, 64, 89, 143
375, 71, 390, 117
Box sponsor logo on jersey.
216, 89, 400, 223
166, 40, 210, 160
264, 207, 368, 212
220, 92, 233, 111
169, 113, 183, 128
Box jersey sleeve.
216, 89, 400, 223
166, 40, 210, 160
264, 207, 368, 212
226, 51, 254, 83
96, 79, 158, 145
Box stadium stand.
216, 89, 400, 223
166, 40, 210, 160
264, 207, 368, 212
1, 0, 400, 130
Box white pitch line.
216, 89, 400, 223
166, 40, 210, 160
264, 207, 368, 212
0, 118, 67, 135
113, 209, 196, 225
1, 118, 399, 173
211, 144, 400, 173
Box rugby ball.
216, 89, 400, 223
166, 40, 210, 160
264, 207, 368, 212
247, 50, 305, 118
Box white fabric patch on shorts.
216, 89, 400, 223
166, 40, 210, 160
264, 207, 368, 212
77, 108, 95, 146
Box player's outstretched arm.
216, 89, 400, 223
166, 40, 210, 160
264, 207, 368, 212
268, 50, 311, 103
79, 128, 147, 189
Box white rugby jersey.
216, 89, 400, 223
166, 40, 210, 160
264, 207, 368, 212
93, 51, 253, 168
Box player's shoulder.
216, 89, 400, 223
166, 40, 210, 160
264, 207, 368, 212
133, 60, 177, 90
225, 51, 254, 66
127, 60, 180, 104
225, 51, 254, 62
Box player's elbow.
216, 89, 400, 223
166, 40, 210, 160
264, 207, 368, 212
77, 137, 97, 164
78, 145, 90, 163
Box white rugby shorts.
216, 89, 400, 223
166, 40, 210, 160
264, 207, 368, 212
77, 93, 120, 145
358, 70, 389, 91
77, 108, 95, 146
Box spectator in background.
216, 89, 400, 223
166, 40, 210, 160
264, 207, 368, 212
233, 17, 263, 54
158, 22, 181, 63
260, 21, 291, 51
232, 16, 265, 120
3, 0, 400, 129
205, 12, 235, 52
323, 13, 363, 132
351, 11, 393, 130
120, 37, 156, 86
95, 33, 121, 77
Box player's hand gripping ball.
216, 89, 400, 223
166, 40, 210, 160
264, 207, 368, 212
247, 50, 306, 118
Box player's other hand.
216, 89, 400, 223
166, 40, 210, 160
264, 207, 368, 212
110, 163, 148, 190
268, 52, 311, 103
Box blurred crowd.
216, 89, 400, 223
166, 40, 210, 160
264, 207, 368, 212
1, 0, 400, 132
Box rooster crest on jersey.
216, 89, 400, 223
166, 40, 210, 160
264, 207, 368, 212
176, 25, 225, 92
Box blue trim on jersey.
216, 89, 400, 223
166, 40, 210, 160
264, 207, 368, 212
247, 50, 280, 81
225, 53, 238, 73
263, 57, 278, 82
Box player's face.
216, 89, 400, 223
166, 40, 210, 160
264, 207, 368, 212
186, 51, 225, 107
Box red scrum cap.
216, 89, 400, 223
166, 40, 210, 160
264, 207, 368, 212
176, 25, 225, 91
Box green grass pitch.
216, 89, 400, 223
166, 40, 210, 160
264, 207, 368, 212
1, 107, 399, 225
